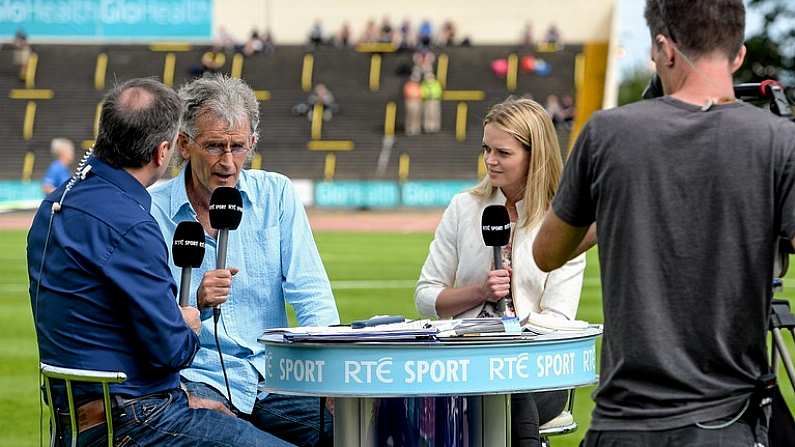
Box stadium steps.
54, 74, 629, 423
0, 44, 579, 181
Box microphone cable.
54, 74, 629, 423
213, 309, 234, 411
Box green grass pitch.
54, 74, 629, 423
1, 230, 793, 446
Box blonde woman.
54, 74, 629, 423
415, 97, 586, 446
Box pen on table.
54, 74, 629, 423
350, 315, 406, 329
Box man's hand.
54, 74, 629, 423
187, 393, 235, 417
481, 268, 511, 303
180, 306, 201, 335
197, 268, 240, 309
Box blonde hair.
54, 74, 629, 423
471, 97, 563, 228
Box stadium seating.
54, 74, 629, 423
0, 44, 580, 181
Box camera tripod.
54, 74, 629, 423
769, 292, 795, 393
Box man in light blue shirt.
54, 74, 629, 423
150, 75, 339, 447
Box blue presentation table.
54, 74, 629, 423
259, 327, 601, 446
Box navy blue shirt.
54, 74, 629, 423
27, 157, 199, 403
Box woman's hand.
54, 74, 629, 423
481, 268, 511, 302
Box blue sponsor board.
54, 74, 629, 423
315, 181, 400, 209
0, 0, 212, 39
315, 181, 475, 209
260, 333, 599, 397
401, 181, 475, 207
0, 180, 43, 210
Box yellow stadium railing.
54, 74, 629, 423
384, 102, 396, 138
95, 53, 108, 90
456, 102, 468, 142
369, 54, 382, 91
22, 152, 35, 181
399, 153, 410, 182
324, 153, 336, 180
302, 54, 314, 92
308, 140, 354, 151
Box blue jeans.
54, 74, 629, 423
60, 389, 294, 447
183, 380, 333, 447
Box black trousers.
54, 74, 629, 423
512, 390, 568, 447
581, 419, 755, 447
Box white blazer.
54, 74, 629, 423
415, 189, 586, 321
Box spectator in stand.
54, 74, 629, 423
242, 30, 264, 56
309, 83, 337, 120
399, 19, 414, 50
261, 30, 275, 55
561, 95, 575, 124
421, 73, 442, 133
308, 20, 324, 47
215, 26, 238, 51
193, 48, 225, 78
440, 20, 457, 47
380, 16, 395, 44
544, 94, 565, 126
404, 71, 423, 136
413, 48, 436, 74
418, 20, 433, 48
543, 24, 561, 46
41, 138, 75, 194
521, 21, 534, 48
12, 29, 31, 82
294, 83, 338, 122
359, 19, 379, 44
336, 21, 352, 47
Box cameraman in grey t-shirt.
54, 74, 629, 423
533, 0, 795, 446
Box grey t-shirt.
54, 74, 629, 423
553, 96, 795, 431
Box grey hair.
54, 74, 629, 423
178, 75, 260, 145
50, 138, 74, 157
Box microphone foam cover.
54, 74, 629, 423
209, 187, 243, 230
481, 205, 511, 247
172, 221, 206, 268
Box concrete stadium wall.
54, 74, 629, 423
214, 0, 616, 44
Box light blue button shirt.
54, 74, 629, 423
149, 166, 339, 413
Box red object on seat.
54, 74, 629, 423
491, 59, 508, 78
521, 55, 536, 73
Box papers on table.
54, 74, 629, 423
259, 316, 599, 344
260, 319, 438, 343
521, 312, 591, 335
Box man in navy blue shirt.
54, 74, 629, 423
27, 78, 292, 447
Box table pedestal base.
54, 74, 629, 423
334, 395, 511, 446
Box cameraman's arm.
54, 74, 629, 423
533, 210, 590, 272
572, 223, 597, 258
